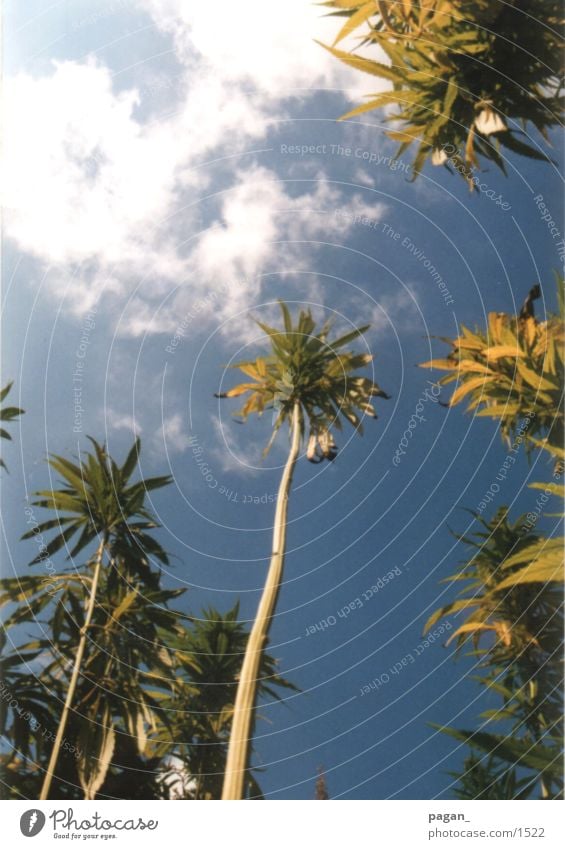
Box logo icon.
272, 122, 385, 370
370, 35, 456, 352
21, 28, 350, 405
20, 810, 46, 837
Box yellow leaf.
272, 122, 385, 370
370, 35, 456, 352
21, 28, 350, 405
316, 41, 401, 84
449, 375, 495, 406
483, 345, 525, 360
341, 91, 419, 121
419, 358, 456, 370
323, 0, 366, 8
423, 598, 478, 634
475, 404, 521, 417
521, 316, 537, 347
77, 716, 116, 801
529, 481, 565, 498
460, 325, 484, 344
333, 1, 376, 46
502, 538, 564, 571
242, 394, 262, 417
528, 437, 565, 460
136, 712, 147, 755
446, 622, 496, 645
456, 338, 484, 351
541, 344, 556, 375
225, 383, 258, 398
420, 358, 493, 375
493, 620, 512, 647
496, 561, 564, 588
387, 126, 421, 143
237, 363, 261, 380
487, 312, 512, 343
112, 590, 138, 621
516, 360, 558, 392
465, 124, 478, 168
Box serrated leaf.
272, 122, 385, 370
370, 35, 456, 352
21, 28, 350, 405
316, 40, 402, 84
333, 0, 375, 45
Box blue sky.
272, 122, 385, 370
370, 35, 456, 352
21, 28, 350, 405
2, 0, 563, 800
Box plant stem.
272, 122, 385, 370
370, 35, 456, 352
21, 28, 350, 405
39, 537, 106, 800
222, 402, 301, 800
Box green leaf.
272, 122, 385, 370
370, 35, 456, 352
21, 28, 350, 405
21, 516, 75, 540
32, 491, 85, 514
434, 725, 563, 776
47, 455, 88, 493
278, 300, 293, 335
330, 325, 370, 350
0, 407, 25, 421
29, 523, 80, 565
121, 437, 141, 483
0, 383, 13, 403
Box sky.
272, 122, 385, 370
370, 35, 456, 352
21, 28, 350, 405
1, 0, 563, 800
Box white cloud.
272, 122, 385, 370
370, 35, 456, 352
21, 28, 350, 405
115, 166, 389, 339
155, 413, 192, 453
3, 1, 390, 323
357, 288, 421, 339
105, 408, 142, 435
353, 167, 376, 188
138, 0, 372, 97
3, 59, 190, 310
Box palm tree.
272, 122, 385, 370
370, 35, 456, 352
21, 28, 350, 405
216, 301, 389, 799
1, 573, 183, 800
18, 437, 172, 800
0, 381, 24, 471
158, 603, 296, 799
319, 1, 563, 181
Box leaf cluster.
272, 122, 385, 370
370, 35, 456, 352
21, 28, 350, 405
420, 277, 564, 462
217, 301, 389, 461
320, 0, 564, 180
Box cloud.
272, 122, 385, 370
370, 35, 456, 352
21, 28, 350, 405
138, 0, 372, 96
115, 166, 389, 339
155, 413, 192, 453
105, 408, 142, 435
3, 59, 189, 311
3, 2, 390, 326
353, 167, 376, 188
349, 288, 421, 341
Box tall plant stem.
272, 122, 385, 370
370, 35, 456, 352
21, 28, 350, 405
222, 402, 301, 800
40, 537, 106, 800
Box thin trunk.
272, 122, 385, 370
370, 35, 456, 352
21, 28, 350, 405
40, 537, 106, 800
222, 402, 301, 800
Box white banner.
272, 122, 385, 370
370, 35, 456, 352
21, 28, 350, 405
1, 800, 564, 848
